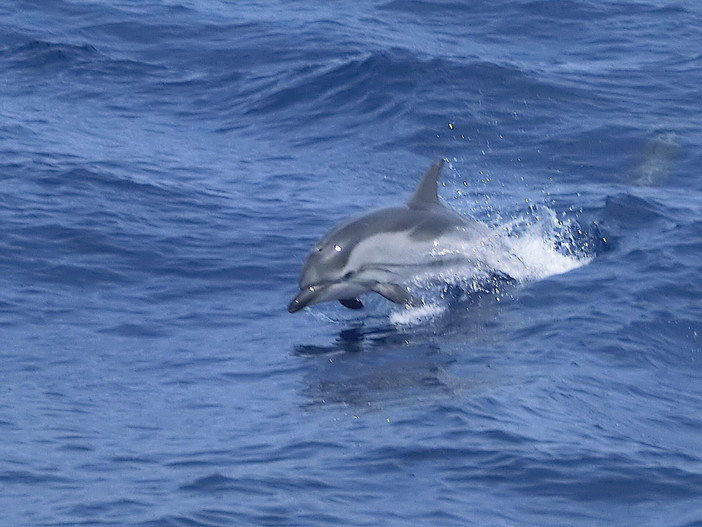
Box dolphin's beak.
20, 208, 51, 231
287, 286, 322, 313
288, 280, 370, 313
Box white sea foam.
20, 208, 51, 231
390, 204, 594, 325
389, 302, 446, 325
494, 205, 592, 281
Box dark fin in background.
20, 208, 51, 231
373, 283, 421, 307
339, 298, 364, 309
407, 159, 445, 209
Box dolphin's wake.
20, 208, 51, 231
390, 203, 597, 325
496, 204, 595, 280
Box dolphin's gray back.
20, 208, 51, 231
322, 206, 460, 242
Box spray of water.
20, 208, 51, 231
390, 203, 595, 326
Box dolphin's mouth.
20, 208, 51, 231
288, 279, 371, 313
287, 285, 326, 313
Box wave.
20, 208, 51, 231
241, 49, 432, 119
238, 49, 564, 125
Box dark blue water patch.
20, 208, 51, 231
1, 39, 98, 69
138, 512, 241, 527
1, 39, 188, 117
380, 0, 649, 21
0, 468, 71, 486
240, 48, 435, 121
379, 0, 485, 16
180, 471, 335, 495
628, 316, 702, 368
495, 1, 694, 50
180, 473, 258, 494
97, 322, 167, 339
294, 320, 432, 356
300, 344, 458, 408
2, 10, 365, 127
598, 193, 672, 231
508, 457, 702, 503
140, 508, 350, 527
32, 165, 192, 203
543, 126, 645, 180
3, 163, 238, 242
64, 498, 149, 520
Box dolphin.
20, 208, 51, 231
288, 159, 495, 313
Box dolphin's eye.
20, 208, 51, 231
343, 271, 354, 279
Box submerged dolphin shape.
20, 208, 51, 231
288, 159, 493, 313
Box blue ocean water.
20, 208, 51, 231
2, 0, 701, 525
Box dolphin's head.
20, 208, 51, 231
288, 233, 371, 313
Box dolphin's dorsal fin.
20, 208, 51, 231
407, 159, 445, 209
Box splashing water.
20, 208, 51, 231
390, 204, 595, 325
496, 204, 593, 281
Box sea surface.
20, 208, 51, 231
2, 1, 701, 526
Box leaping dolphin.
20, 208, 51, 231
288, 159, 496, 313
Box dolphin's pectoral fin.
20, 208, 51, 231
373, 283, 421, 307
339, 298, 364, 309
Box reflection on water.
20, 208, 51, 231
299, 338, 454, 409
294, 289, 507, 409
294, 324, 374, 357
